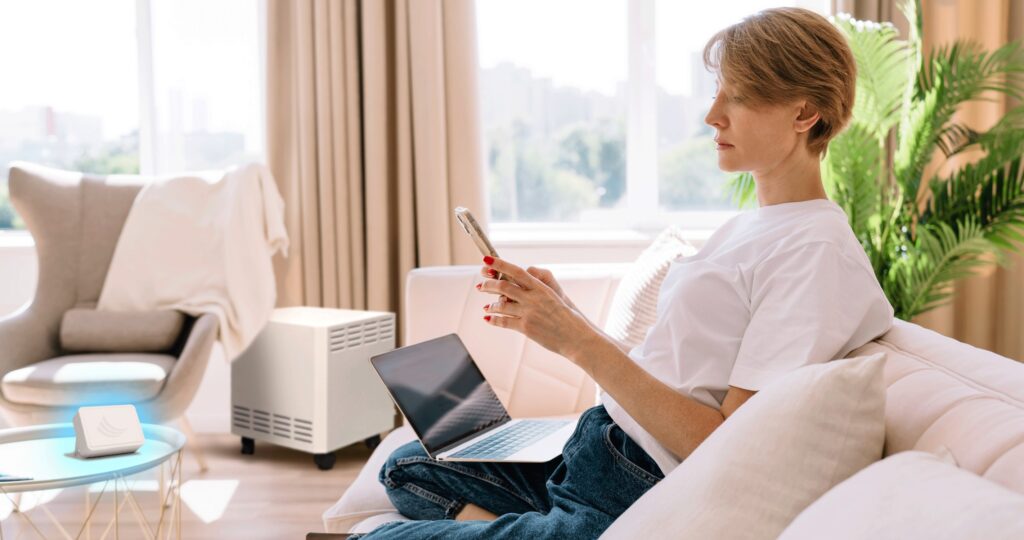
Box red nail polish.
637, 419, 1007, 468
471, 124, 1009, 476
483, 255, 494, 265
483, 304, 490, 311
488, 269, 497, 278
484, 315, 491, 322
476, 283, 481, 290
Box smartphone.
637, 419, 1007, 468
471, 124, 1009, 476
454, 207, 508, 282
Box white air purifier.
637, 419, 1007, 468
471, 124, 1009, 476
231, 307, 397, 470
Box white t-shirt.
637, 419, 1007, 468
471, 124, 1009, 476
601, 198, 894, 474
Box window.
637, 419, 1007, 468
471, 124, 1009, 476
476, 0, 830, 235
0, 0, 264, 231
0, 0, 138, 230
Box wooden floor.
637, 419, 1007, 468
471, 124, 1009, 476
0, 433, 374, 539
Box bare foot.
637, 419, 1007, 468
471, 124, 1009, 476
456, 503, 499, 522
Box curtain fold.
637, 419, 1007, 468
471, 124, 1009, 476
834, 0, 1024, 361
267, 0, 487, 343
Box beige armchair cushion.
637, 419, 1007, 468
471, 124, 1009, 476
1, 353, 176, 406
60, 308, 185, 353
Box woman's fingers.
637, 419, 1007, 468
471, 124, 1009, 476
526, 266, 553, 283
483, 256, 538, 290
484, 312, 522, 331
484, 296, 521, 318
477, 277, 525, 302
479, 266, 499, 279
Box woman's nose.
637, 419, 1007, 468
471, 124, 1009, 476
704, 100, 725, 128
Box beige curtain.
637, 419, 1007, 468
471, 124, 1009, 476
834, 0, 1024, 361
266, 0, 487, 343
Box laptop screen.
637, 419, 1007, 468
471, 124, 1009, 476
370, 333, 511, 454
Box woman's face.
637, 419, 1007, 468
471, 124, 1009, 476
703, 79, 810, 174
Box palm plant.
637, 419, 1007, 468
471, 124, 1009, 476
728, 0, 1024, 321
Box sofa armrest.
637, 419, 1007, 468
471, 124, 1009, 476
322, 426, 417, 533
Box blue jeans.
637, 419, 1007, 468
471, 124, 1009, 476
356, 405, 663, 539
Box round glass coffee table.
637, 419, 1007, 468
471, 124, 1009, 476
0, 423, 185, 539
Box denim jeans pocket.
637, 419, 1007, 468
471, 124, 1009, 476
562, 405, 601, 462
602, 423, 662, 487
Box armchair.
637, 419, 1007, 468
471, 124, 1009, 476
0, 163, 219, 470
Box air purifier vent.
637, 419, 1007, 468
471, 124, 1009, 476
232, 405, 252, 430
329, 318, 394, 352
294, 417, 313, 443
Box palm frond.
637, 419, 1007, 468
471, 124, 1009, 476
823, 122, 883, 239
895, 39, 1024, 206
935, 123, 981, 157
923, 132, 1024, 237
833, 16, 913, 139
894, 87, 941, 208
726, 172, 757, 210
887, 218, 996, 317
917, 40, 1024, 114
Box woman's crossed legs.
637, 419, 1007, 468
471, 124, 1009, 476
356, 406, 664, 540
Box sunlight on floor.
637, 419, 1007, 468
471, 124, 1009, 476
0, 494, 11, 520
0, 488, 62, 514
180, 479, 239, 523
88, 479, 159, 493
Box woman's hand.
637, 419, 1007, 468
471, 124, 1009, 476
478, 263, 580, 313
477, 256, 597, 362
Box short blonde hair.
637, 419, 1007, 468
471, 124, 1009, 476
703, 7, 856, 156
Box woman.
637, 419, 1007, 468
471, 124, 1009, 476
358, 7, 894, 539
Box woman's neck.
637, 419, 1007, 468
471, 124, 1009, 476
753, 148, 827, 207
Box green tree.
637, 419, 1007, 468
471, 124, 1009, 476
660, 135, 733, 209
72, 132, 140, 175
515, 144, 597, 221
0, 181, 18, 230
555, 120, 625, 207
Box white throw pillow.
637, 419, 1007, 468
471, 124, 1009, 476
778, 451, 1024, 540
603, 226, 696, 349
601, 353, 888, 540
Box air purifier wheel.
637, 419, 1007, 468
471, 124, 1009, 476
240, 436, 255, 455
314, 452, 337, 471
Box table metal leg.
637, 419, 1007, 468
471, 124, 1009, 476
2, 450, 183, 540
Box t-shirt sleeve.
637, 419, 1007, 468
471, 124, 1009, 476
728, 242, 894, 391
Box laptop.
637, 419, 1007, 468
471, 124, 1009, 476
370, 333, 577, 463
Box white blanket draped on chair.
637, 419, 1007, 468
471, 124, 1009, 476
97, 163, 289, 362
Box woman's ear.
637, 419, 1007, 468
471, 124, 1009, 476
793, 101, 820, 134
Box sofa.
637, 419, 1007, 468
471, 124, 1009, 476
323, 264, 1024, 535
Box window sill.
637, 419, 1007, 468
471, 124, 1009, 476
0, 231, 33, 248
490, 222, 721, 266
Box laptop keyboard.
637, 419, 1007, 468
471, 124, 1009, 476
449, 420, 571, 460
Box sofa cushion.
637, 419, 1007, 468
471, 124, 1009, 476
850, 319, 1024, 495
603, 226, 696, 350
60, 308, 185, 353
778, 450, 1024, 540
323, 426, 416, 533
1, 354, 177, 406
600, 353, 887, 540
